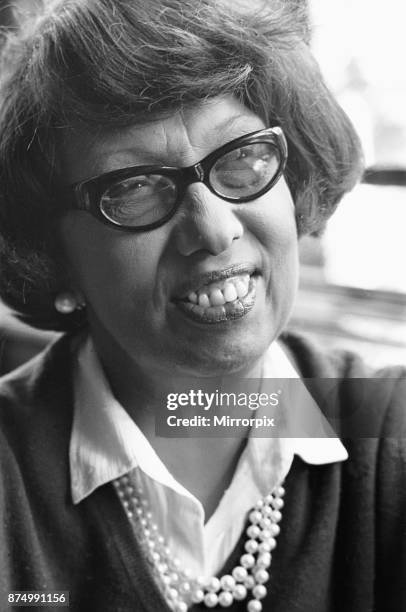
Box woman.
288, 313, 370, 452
0, 1, 405, 611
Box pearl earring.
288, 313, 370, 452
54, 292, 85, 314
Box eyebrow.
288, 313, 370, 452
91, 112, 265, 172
205, 113, 264, 140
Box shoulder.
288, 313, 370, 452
280, 329, 391, 378
0, 331, 76, 407
0, 332, 81, 462
281, 329, 406, 381
280, 330, 406, 438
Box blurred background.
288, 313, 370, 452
291, 0, 406, 367
0, 0, 405, 373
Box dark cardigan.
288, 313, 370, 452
0, 332, 405, 612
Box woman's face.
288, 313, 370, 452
59, 95, 299, 377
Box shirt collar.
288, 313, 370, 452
70, 337, 347, 504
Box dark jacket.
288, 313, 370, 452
0, 332, 405, 611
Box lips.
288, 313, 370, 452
172, 264, 259, 324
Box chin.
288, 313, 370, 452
172, 332, 272, 378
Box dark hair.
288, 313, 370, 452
0, 0, 363, 331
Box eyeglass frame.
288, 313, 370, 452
62, 126, 288, 232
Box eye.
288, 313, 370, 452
209, 142, 281, 198
220, 147, 249, 163
106, 176, 157, 199
99, 174, 177, 226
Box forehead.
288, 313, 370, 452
59, 95, 266, 183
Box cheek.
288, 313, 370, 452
250, 180, 299, 310
245, 179, 297, 257
58, 213, 164, 308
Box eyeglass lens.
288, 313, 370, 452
209, 142, 280, 199
99, 141, 281, 227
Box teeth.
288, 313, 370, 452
193, 305, 206, 317
209, 288, 226, 306
198, 294, 210, 308
223, 283, 238, 302
235, 280, 249, 298
184, 274, 251, 308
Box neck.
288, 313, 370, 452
91, 326, 265, 426
90, 328, 266, 519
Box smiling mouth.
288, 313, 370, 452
173, 271, 258, 324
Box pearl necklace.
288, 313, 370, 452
114, 474, 285, 611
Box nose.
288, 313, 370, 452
173, 184, 244, 257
